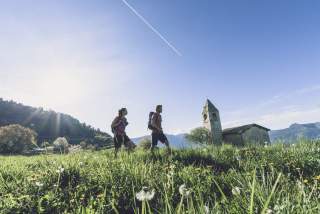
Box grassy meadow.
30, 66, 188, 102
0, 140, 320, 213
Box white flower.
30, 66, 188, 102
204, 205, 210, 214
169, 164, 176, 170
236, 155, 241, 161
264, 145, 268, 148
35, 182, 43, 187
274, 204, 285, 211
56, 166, 65, 173
79, 162, 84, 166
179, 184, 191, 197
232, 186, 241, 196
297, 180, 304, 191
266, 208, 273, 214
136, 187, 155, 201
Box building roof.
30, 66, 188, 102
222, 124, 270, 135
204, 99, 219, 112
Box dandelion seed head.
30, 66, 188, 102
266, 208, 273, 214
232, 186, 241, 196
179, 184, 191, 197
56, 166, 65, 173
35, 182, 43, 187
136, 186, 155, 201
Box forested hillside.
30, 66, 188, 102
0, 98, 111, 145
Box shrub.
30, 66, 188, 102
53, 137, 69, 153
79, 141, 87, 149
42, 141, 50, 148
91, 135, 113, 149
86, 144, 96, 151
185, 127, 211, 145
0, 124, 37, 154
139, 138, 152, 150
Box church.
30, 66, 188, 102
202, 99, 270, 146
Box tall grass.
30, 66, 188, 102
0, 140, 319, 213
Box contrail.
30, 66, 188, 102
120, 0, 182, 56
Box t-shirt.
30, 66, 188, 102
151, 112, 162, 133
112, 116, 128, 135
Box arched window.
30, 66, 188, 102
203, 113, 208, 121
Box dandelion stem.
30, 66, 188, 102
177, 195, 184, 214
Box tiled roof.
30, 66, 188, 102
223, 124, 270, 135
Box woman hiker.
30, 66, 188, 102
111, 108, 136, 157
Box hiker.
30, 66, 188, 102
111, 108, 136, 156
148, 105, 171, 152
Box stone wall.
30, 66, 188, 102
242, 127, 270, 145
223, 133, 243, 146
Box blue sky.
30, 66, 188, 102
1, 0, 320, 137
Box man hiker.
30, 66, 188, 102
111, 108, 136, 157
149, 105, 171, 152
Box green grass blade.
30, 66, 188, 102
261, 173, 282, 214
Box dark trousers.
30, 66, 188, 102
151, 132, 169, 147
114, 134, 131, 149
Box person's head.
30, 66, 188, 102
156, 105, 162, 113
118, 108, 128, 117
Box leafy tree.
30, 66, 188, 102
185, 127, 212, 145
90, 135, 113, 149
139, 138, 152, 150
53, 137, 69, 153
0, 124, 37, 154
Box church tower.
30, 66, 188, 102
202, 99, 222, 145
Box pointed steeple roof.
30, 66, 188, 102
205, 99, 219, 112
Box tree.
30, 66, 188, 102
0, 124, 37, 154
53, 137, 69, 153
139, 138, 152, 150
185, 127, 212, 145
91, 135, 113, 149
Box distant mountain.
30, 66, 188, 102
270, 122, 320, 143
133, 122, 320, 147
132, 133, 192, 148
0, 98, 112, 145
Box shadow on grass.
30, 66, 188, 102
141, 149, 233, 173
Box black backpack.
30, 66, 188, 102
111, 117, 120, 134
148, 112, 156, 130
